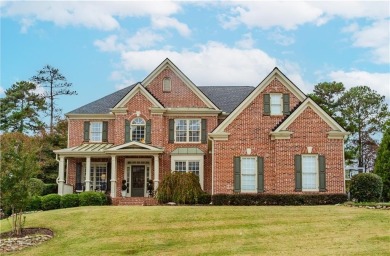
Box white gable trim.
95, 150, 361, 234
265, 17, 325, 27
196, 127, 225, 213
113, 83, 164, 109
106, 141, 163, 152
142, 58, 219, 110
212, 68, 306, 133
273, 98, 348, 136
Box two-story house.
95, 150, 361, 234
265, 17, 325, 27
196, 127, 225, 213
54, 58, 348, 204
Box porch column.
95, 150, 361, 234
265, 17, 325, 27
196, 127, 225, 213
57, 156, 65, 195
85, 156, 91, 191
153, 155, 159, 190
110, 155, 117, 198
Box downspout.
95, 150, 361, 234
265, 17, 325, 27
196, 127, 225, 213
210, 137, 215, 196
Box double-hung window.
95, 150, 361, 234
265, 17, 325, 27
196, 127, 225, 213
171, 155, 204, 189
90, 122, 103, 142
270, 94, 282, 115
175, 119, 201, 143
241, 157, 257, 192
131, 117, 145, 142
302, 155, 318, 191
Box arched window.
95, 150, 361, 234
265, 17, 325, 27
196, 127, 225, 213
163, 77, 171, 92
131, 117, 145, 142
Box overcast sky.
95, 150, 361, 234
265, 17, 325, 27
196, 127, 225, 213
1, 1, 389, 114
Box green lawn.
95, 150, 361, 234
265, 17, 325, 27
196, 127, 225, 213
1, 206, 389, 255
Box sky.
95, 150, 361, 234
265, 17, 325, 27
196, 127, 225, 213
1, 1, 390, 116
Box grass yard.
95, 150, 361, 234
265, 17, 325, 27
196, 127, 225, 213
1, 205, 389, 255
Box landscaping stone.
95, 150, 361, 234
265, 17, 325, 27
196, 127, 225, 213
0, 228, 53, 253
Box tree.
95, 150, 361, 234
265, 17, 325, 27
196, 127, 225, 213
31, 65, 76, 133
0, 81, 46, 133
0, 133, 41, 235
339, 86, 389, 168
374, 121, 390, 201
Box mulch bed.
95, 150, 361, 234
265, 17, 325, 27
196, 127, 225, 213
0, 228, 54, 253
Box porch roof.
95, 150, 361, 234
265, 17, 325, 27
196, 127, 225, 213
171, 147, 204, 155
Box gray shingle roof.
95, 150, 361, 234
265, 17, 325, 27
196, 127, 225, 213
199, 86, 255, 113
67, 84, 254, 115
67, 84, 136, 114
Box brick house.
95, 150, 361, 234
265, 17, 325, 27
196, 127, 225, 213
54, 58, 348, 201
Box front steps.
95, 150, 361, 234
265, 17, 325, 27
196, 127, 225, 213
112, 197, 158, 206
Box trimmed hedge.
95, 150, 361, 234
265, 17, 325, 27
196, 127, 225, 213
26, 196, 42, 211
212, 193, 348, 206
350, 173, 383, 202
41, 194, 61, 210
61, 194, 80, 208
197, 193, 212, 205
79, 191, 104, 206
42, 183, 58, 196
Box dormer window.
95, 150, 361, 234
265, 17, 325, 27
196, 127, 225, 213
131, 117, 146, 142
163, 77, 171, 92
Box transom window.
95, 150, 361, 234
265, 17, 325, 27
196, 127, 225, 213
175, 119, 200, 142
270, 94, 282, 115
90, 122, 103, 142
241, 157, 257, 192
131, 117, 145, 142
302, 155, 318, 190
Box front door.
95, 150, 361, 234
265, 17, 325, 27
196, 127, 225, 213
131, 165, 145, 197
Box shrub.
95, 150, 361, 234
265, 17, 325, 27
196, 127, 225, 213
79, 191, 104, 206
350, 173, 383, 202
61, 194, 79, 208
41, 194, 61, 210
25, 196, 42, 211
28, 178, 45, 196
197, 193, 212, 204
157, 172, 204, 204
42, 183, 58, 196
212, 194, 348, 206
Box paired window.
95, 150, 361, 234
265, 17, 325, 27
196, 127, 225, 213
175, 119, 201, 142
295, 154, 326, 192
131, 117, 145, 142
234, 156, 264, 193
84, 121, 108, 142
171, 155, 204, 189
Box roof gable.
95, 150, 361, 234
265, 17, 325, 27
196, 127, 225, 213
113, 83, 164, 110
142, 58, 219, 110
212, 68, 306, 133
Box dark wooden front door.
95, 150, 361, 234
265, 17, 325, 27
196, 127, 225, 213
131, 165, 145, 197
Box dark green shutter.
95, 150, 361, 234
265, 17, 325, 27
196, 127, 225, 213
233, 157, 241, 193
294, 155, 302, 192
145, 120, 151, 144
257, 157, 264, 193
263, 94, 270, 115
168, 119, 174, 143
83, 121, 90, 142
76, 163, 82, 191
125, 120, 131, 143
283, 94, 290, 115
201, 119, 207, 144
102, 121, 108, 142
319, 155, 326, 192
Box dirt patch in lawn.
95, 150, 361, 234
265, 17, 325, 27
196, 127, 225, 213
0, 228, 53, 253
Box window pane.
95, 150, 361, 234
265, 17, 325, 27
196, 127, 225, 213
131, 118, 145, 142
188, 161, 200, 176
90, 122, 102, 142
189, 120, 200, 142
270, 94, 282, 115
302, 156, 317, 190
175, 161, 186, 172
175, 120, 187, 142
241, 158, 256, 191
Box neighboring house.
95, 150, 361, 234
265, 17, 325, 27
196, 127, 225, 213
54, 58, 348, 201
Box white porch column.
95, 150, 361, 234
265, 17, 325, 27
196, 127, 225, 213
85, 156, 91, 191
110, 155, 117, 198
153, 155, 159, 190
57, 156, 65, 195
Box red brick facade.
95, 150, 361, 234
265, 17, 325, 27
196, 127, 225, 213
59, 60, 346, 198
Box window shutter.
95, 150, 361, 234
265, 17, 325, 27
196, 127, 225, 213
319, 155, 326, 192
145, 120, 151, 144
283, 94, 290, 115
168, 119, 174, 143
233, 157, 241, 193
125, 120, 131, 143
102, 121, 108, 142
106, 162, 111, 192
201, 119, 207, 144
76, 163, 82, 191
294, 155, 302, 192
257, 157, 264, 193
263, 94, 270, 115
83, 121, 90, 142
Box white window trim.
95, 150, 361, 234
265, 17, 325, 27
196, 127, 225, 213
174, 119, 201, 143
171, 155, 204, 189
124, 158, 152, 197
240, 156, 257, 193
90, 121, 103, 142
270, 93, 283, 116
301, 154, 319, 192
81, 162, 107, 191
